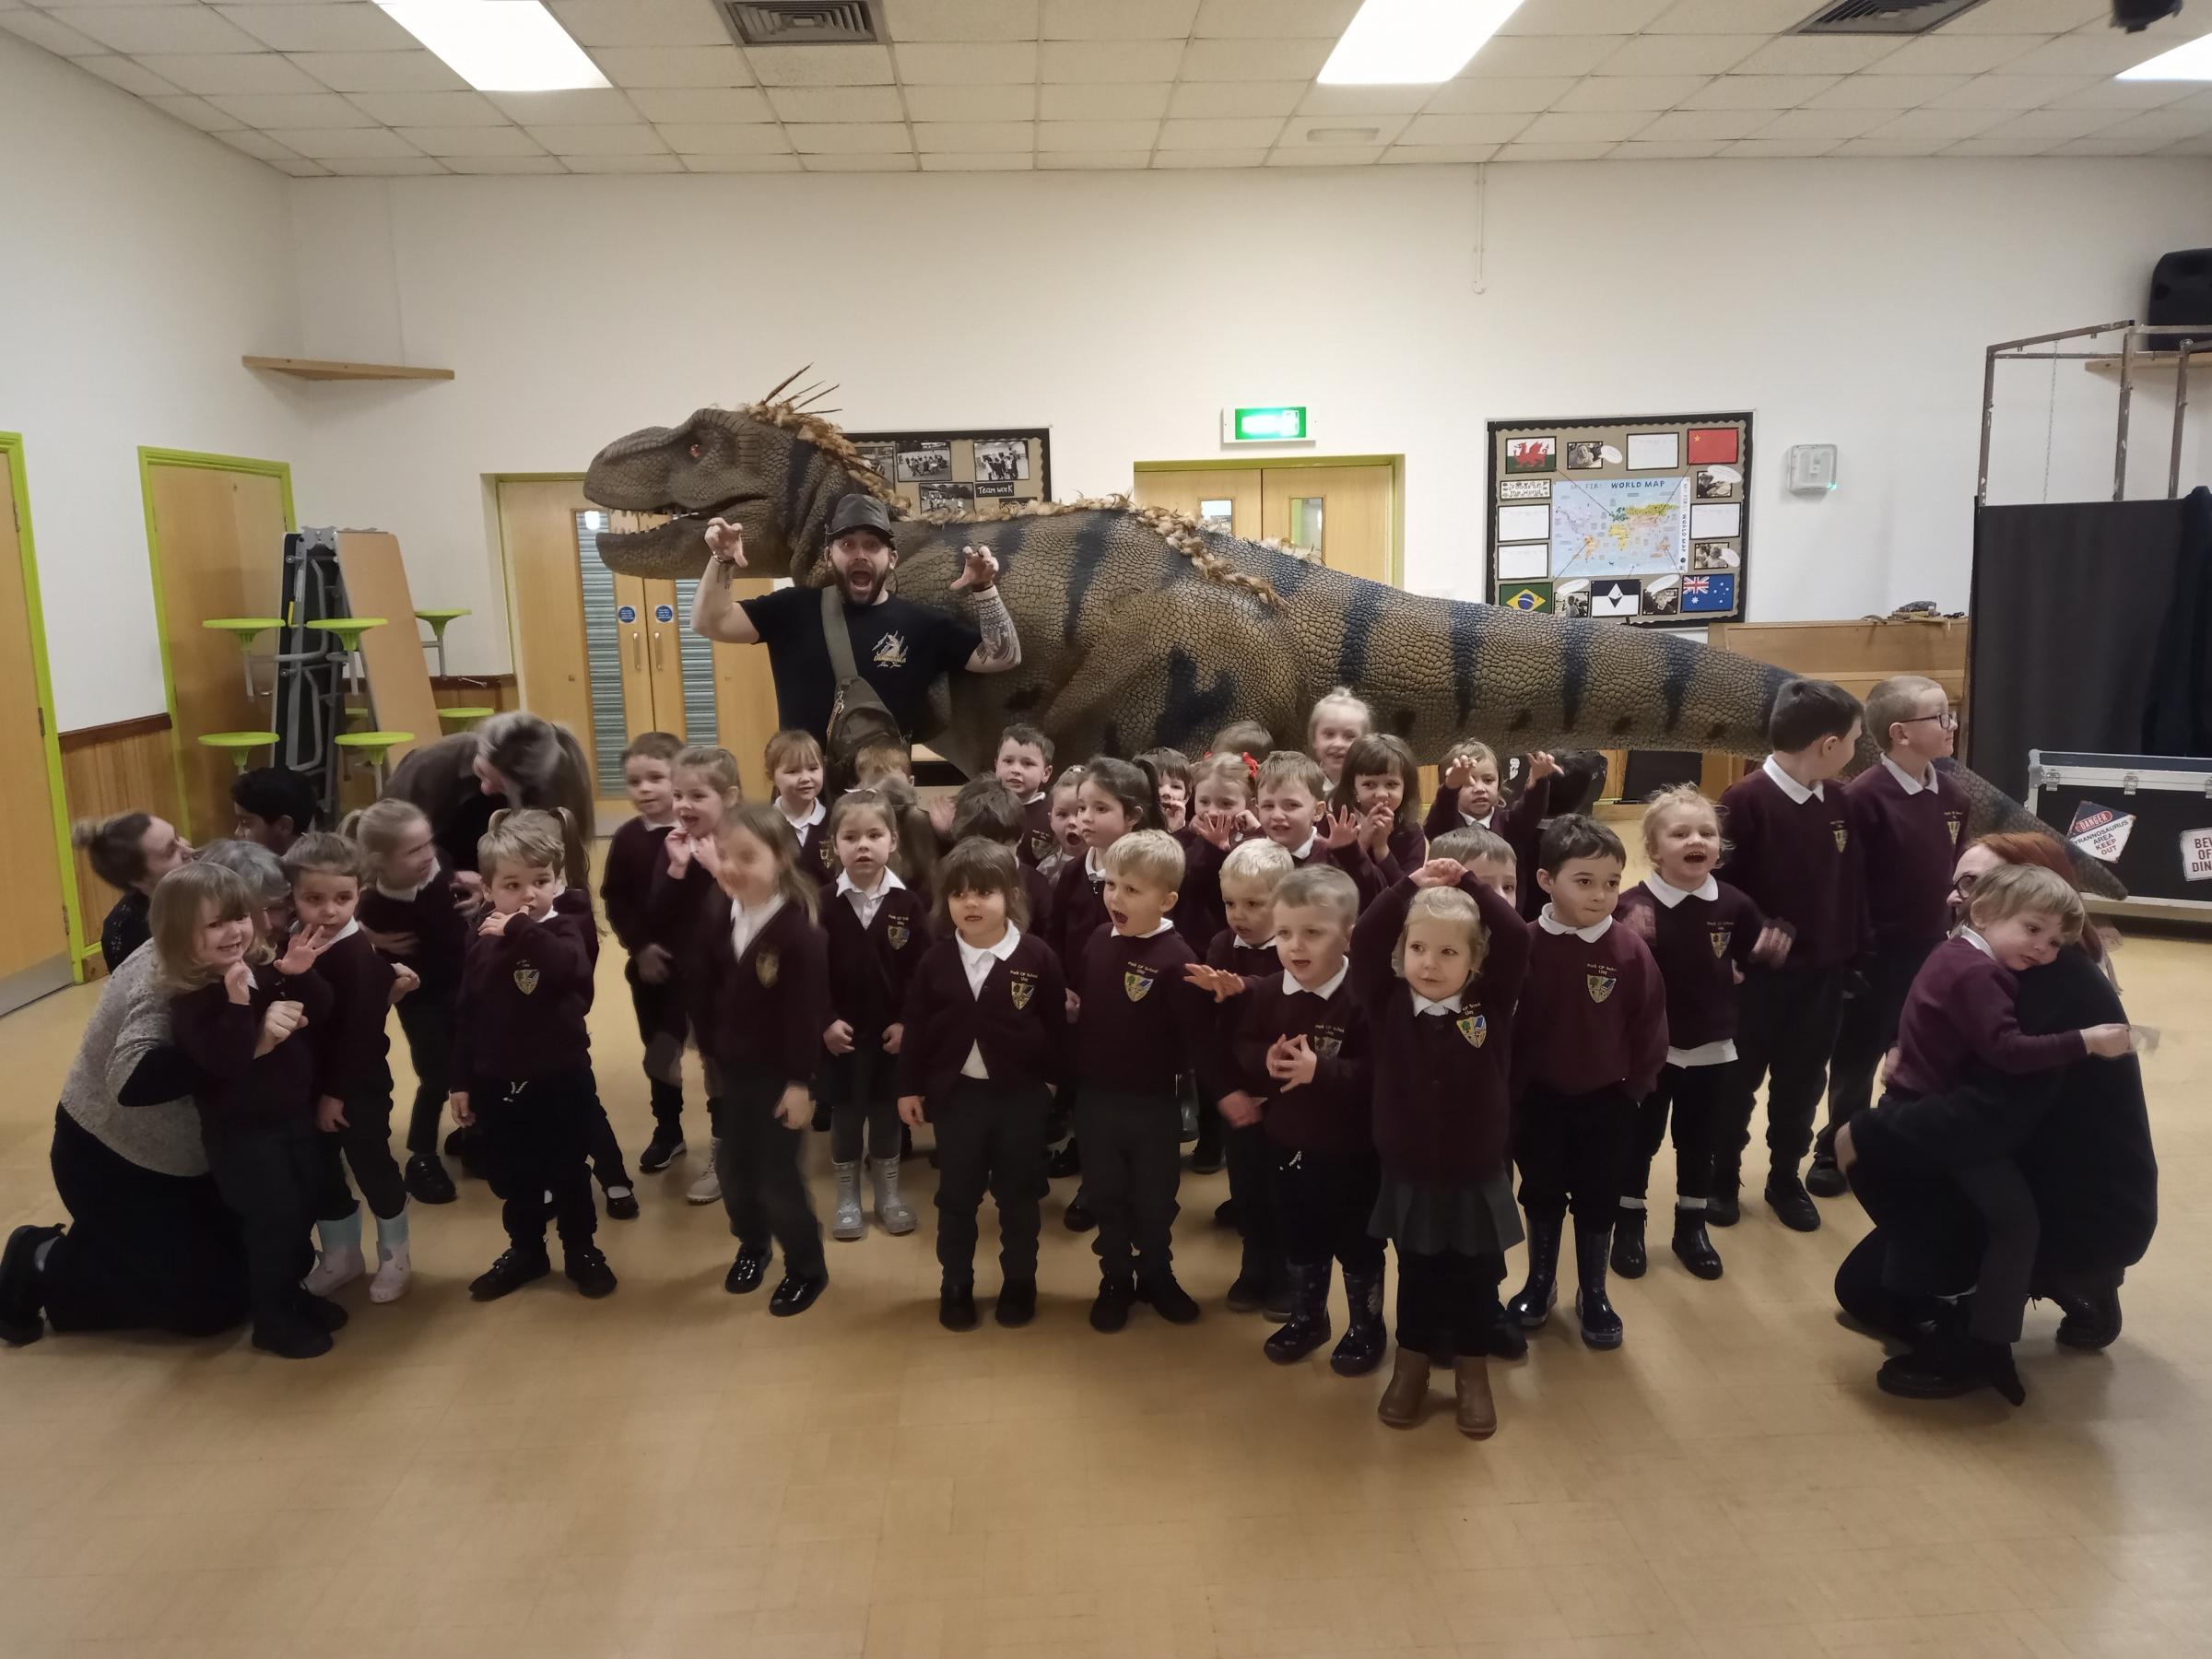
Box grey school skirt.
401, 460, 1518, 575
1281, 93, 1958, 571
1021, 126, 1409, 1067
1371, 1170, 1523, 1259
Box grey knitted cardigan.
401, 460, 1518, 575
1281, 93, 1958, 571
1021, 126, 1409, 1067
58, 943, 206, 1179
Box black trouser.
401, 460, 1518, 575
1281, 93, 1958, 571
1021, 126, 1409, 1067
1226, 1123, 1275, 1252
1075, 1089, 1182, 1279
205, 1118, 324, 1338
473, 1067, 598, 1257
932, 1077, 1051, 1287
313, 1080, 406, 1222
1953, 1159, 2040, 1345
821, 1045, 900, 1165
1271, 1141, 1383, 1273
1515, 1082, 1637, 1227
43, 1105, 247, 1337
1394, 1248, 1502, 1364
629, 966, 687, 1100
395, 992, 455, 1157
1820, 939, 1936, 1160
712, 1062, 825, 1278
1724, 964, 1846, 1179
1623, 1062, 1731, 1205
586, 1085, 631, 1192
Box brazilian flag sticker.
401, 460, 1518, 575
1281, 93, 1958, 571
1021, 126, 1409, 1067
1499, 581, 1554, 614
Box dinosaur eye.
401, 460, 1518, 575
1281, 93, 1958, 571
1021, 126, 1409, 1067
688, 442, 702, 460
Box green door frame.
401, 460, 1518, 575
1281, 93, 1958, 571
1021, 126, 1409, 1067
0, 432, 87, 982
137, 447, 299, 841
1132, 453, 1406, 587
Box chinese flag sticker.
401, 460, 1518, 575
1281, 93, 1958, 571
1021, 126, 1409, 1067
1687, 428, 1738, 465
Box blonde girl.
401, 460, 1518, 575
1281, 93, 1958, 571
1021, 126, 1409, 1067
1308, 688, 1373, 789
660, 746, 744, 1205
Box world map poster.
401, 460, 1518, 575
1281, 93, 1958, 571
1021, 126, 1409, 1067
1549, 477, 1688, 581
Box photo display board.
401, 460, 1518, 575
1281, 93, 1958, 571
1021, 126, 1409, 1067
1486, 413, 1751, 628
849, 428, 1053, 516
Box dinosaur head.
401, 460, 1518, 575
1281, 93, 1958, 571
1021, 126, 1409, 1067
584, 391, 893, 581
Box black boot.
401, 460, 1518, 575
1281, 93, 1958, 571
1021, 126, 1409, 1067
1671, 1206, 1723, 1280
1263, 1262, 1332, 1365
1765, 1167, 1821, 1233
1486, 1311, 1528, 1360
1877, 1333, 2025, 1406
1261, 1254, 1294, 1324
403, 1154, 456, 1205
1805, 1151, 1847, 1198
1610, 1205, 1648, 1279
1047, 1137, 1082, 1179
1506, 1210, 1562, 1330
1708, 1159, 1741, 1228
2054, 1285, 2124, 1351
1225, 1236, 1270, 1313
0, 1224, 60, 1347
1330, 1267, 1387, 1377
640, 1083, 686, 1172
1573, 1226, 1623, 1350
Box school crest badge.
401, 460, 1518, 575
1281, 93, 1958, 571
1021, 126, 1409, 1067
756, 949, 779, 988
872, 631, 909, 668
1312, 1027, 1344, 1059
1831, 820, 1849, 853
1945, 810, 1964, 846
1007, 970, 1036, 1011
1124, 965, 1156, 1003
886, 916, 911, 950
1709, 924, 1732, 959
1456, 1012, 1488, 1048
1030, 830, 1053, 861
1586, 965, 1618, 1005
817, 838, 837, 871
512, 965, 539, 996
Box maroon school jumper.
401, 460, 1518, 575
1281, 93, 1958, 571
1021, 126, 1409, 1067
1074, 925, 1216, 1097
648, 857, 724, 1058
306, 927, 397, 1102
170, 965, 335, 1144
898, 930, 1068, 1104
1889, 933, 2088, 1097
780, 803, 840, 889
1715, 763, 1862, 971
357, 858, 467, 1000
1047, 848, 1112, 980
1352, 877, 1529, 1184
1614, 877, 1764, 1053
1171, 825, 1230, 951
1018, 794, 1053, 869
701, 900, 830, 1087
1847, 759, 1963, 953
823, 877, 929, 1046
1425, 774, 1552, 919
450, 889, 598, 1083
1513, 914, 1668, 1102
600, 817, 673, 958
1222, 967, 1371, 1156
1018, 861, 1054, 939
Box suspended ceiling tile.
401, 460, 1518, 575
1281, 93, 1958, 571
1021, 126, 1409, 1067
1045, 80, 1172, 120
265, 155, 329, 176
1720, 135, 1841, 157
1194, 0, 1358, 37
653, 121, 790, 152
895, 41, 1038, 84
1149, 147, 1269, 167
1679, 74, 1838, 109
1830, 135, 1953, 156
761, 83, 898, 121
800, 151, 920, 170
1943, 132, 2062, 155
1804, 75, 1971, 109
1553, 74, 1709, 111
747, 41, 895, 87
903, 83, 1034, 120
1379, 141, 1501, 162
563, 152, 685, 171
1594, 32, 1760, 75
1265, 145, 1386, 164
1422, 77, 1575, 114
214, 125, 302, 160
1503, 0, 1677, 34
207, 90, 373, 126
1493, 139, 1616, 159
886, 0, 1039, 41
146, 91, 241, 129
1947, 0, 2105, 29
546, 0, 728, 48
74, 53, 182, 95
213, 4, 417, 53
1925, 74, 2101, 109
1157, 115, 1285, 148
55, 6, 263, 54
1034, 148, 1156, 166
397, 124, 546, 157
1520, 108, 1655, 142
785, 120, 914, 153
680, 151, 804, 170
135, 50, 325, 92
1399, 112, 1538, 146
1298, 81, 1430, 114
1038, 39, 1182, 81
590, 45, 754, 87
1279, 112, 1409, 147
1036, 117, 1160, 149
1465, 35, 1627, 77
320, 155, 448, 175
1863, 106, 2010, 141
488, 88, 640, 124
442, 154, 570, 173
2005, 32, 2192, 76
2046, 78, 2194, 109
1636, 106, 1771, 138
1607, 136, 1728, 158
1868, 35, 2050, 75
525, 121, 671, 154
1979, 106, 2129, 140
920, 150, 1035, 168
912, 119, 1036, 152
1039, 0, 1195, 39
1729, 34, 1900, 76
264, 123, 424, 158
287, 50, 468, 92
345, 89, 507, 126
1179, 37, 1333, 81
1648, 0, 1831, 30
1753, 104, 1895, 140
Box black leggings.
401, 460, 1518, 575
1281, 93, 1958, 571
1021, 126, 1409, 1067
206, 1120, 323, 1338
1394, 1248, 1502, 1364
1622, 1063, 1730, 1206
1515, 1082, 1637, 1228
712, 1063, 825, 1277
1272, 1143, 1383, 1273
314, 1085, 406, 1221
820, 1046, 900, 1164
395, 992, 454, 1157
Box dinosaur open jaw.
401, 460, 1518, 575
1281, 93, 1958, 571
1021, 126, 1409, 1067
591, 495, 759, 556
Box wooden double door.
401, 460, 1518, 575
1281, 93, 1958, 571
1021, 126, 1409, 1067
495, 479, 780, 806
1134, 462, 1394, 585
0, 449, 71, 1009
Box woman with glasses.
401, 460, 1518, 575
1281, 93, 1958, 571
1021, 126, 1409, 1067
1831, 833, 2158, 1399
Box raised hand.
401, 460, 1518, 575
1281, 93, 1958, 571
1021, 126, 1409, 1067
1182, 963, 1247, 1003
1320, 807, 1361, 852
665, 830, 696, 877
1193, 809, 1236, 851
477, 909, 512, 937
254, 999, 304, 1056
949, 543, 999, 593
1527, 750, 1560, 783
1410, 857, 1467, 889
223, 959, 253, 1006
1442, 756, 1475, 790
276, 925, 329, 977
1359, 806, 1394, 854
705, 517, 747, 568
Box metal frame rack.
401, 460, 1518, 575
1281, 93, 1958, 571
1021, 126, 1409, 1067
1978, 318, 2212, 507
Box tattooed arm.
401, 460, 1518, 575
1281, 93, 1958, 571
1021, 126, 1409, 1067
953, 544, 1022, 674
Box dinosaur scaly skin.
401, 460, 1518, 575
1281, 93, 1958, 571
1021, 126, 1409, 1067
583, 402, 2110, 891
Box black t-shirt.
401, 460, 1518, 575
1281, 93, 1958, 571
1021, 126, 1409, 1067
739, 584, 981, 742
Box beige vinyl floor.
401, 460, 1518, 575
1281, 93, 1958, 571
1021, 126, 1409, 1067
1, 853, 2207, 1658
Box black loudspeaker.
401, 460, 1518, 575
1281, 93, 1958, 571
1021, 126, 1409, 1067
2147, 248, 2212, 328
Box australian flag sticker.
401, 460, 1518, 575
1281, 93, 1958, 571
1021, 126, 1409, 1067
1680, 573, 1736, 614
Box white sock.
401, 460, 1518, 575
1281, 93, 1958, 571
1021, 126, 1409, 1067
1619, 1197, 1646, 1212
1677, 1198, 1708, 1212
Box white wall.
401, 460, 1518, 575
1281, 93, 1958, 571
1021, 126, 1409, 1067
0, 32, 303, 729
288, 157, 2212, 677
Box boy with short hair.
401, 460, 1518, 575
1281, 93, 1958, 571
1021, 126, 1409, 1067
1074, 829, 1214, 1332
1201, 838, 1295, 1305
1811, 675, 1962, 1198
947, 775, 1053, 936
994, 723, 1056, 866
1430, 826, 1517, 912
1712, 678, 1865, 1233
231, 767, 320, 856
602, 732, 690, 1174
1507, 815, 1667, 1350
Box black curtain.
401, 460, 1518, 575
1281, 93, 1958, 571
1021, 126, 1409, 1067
1967, 489, 2212, 802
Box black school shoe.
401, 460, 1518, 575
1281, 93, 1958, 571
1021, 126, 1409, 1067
1877, 1335, 2025, 1406
1764, 1171, 1821, 1233
1708, 1164, 1741, 1228
1137, 1272, 1201, 1324
0, 1224, 61, 1347
1486, 1312, 1529, 1361
638, 1125, 686, 1174
603, 1187, 641, 1221
404, 1154, 457, 1206
1046, 1138, 1082, 1179
1089, 1274, 1135, 1333
469, 1246, 551, 1301
2054, 1287, 2124, 1351
565, 1247, 618, 1298
1063, 1199, 1096, 1232
995, 1279, 1037, 1328
939, 1281, 978, 1332
1671, 1208, 1724, 1280
769, 1271, 828, 1317
293, 1291, 349, 1334
1610, 1206, 1648, 1279
1805, 1153, 1848, 1198
252, 1320, 334, 1359
724, 1246, 771, 1295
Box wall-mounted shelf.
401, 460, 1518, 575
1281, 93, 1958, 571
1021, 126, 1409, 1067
242, 356, 454, 382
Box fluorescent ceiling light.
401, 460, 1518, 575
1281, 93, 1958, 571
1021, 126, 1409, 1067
2117, 30, 2212, 78
376, 1, 608, 92
1318, 0, 1524, 87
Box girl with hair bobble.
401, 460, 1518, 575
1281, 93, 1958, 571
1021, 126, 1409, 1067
75, 812, 194, 970
1329, 733, 1428, 890
1350, 853, 1530, 1437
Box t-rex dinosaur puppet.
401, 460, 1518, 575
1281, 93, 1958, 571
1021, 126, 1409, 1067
582, 391, 2105, 888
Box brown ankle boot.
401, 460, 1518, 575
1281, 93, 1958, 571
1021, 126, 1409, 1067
1377, 1348, 1431, 1428
1453, 1356, 1497, 1440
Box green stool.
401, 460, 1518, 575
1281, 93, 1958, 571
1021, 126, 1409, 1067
202, 618, 284, 698
415, 607, 471, 677
335, 730, 414, 794
436, 705, 496, 731
199, 731, 279, 771
315, 618, 385, 700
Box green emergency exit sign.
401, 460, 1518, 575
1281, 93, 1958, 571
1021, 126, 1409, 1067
1222, 405, 1312, 443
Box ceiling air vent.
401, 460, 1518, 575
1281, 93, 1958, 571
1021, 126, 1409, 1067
718, 1, 882, 48
1795, 0, 1987, 32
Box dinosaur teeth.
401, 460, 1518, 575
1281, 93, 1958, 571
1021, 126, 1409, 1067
605, 510, 674, 535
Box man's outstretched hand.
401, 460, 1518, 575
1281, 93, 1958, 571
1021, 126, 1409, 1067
950, 544, 999, 593
705, 518, 747, 569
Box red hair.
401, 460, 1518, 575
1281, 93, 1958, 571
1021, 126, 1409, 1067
1972, 831, 2106, 961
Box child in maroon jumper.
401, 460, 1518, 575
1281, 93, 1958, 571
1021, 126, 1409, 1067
768, 728, 838, 888
1307, 687, 1373, 794
452, 811, 617, 1303
1202, 865, 1382, 1376
653, 746, 746, 1206
1613, 789, 1785, 1285
1426, 741, 1559, 920
1355, 857, 1528, 1437
1814, 675, 1966, 1197
899, 841, 1067, 1332
158, 862, 338, 1359
602, 731, 690, 1174
699, 804, 832, 1316
1035, 764, 1088, 886
1508, 816, 1667, 1352
283, 833, 412, 1305
1074, 829, 1215, 1332
1173, 751, 1257, 954
947, 777, 1055, 939
1135, 747, 1193, 834
351, 798, 468, 1205
1713, 678, 1864, 1232
994, 724, 1057, 867
1327, 734, 1428, 892
820, 789, 926, 1243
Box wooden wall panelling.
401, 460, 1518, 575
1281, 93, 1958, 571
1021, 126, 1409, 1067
60, 714, 182, 978
713, 582, 780, 801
